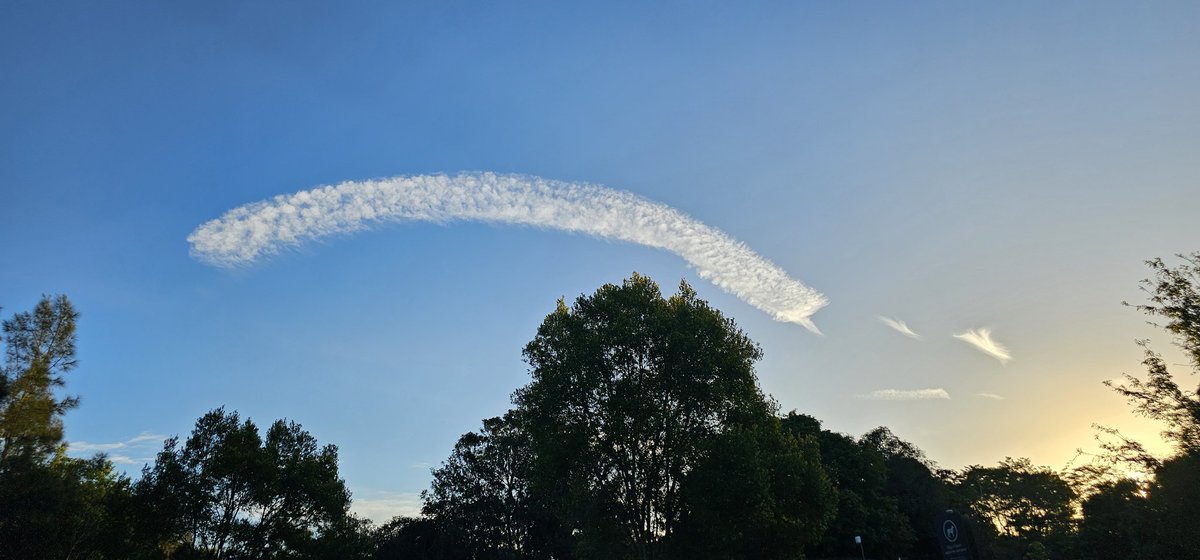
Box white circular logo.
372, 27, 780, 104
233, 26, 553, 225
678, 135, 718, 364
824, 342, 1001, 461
943, 520, 959, 543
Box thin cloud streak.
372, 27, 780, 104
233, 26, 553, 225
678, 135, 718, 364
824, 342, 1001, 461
351, 491, 423, 524
187, 172, 828, 332
878, 316, 920, 339
855, 388, 951, 401
69, 432, 166, 454
68, 432, 167, 466
976, 393, 1005, 400
954, 328, 1012, 363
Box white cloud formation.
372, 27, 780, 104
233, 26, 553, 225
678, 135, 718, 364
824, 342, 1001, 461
187, 172, 828, 332
350, 491, 423, 524
953, 328, 1012, 363
878, 316, 920, 339
68, 432, 167, 465
975, 393, 1005, 400
855, 388, 951, 401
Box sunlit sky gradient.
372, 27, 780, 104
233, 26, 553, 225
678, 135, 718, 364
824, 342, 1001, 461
2, 2, 1196, 521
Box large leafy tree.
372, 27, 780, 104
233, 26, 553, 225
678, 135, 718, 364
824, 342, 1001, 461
860, 427, 949, 560
0, 295, 80, 467
1077, 478, 1151, 560
371, 516, 470, 560
780, 413, 914, 559
0, 296, 156, 560
955, 458, 1075, 558
1075, 253, 1200, 559
674, 419, 834, 560
0, 450, 143, 560
421, 411, 561, 559
513, 274, 827, 559
137, 408, 365, 559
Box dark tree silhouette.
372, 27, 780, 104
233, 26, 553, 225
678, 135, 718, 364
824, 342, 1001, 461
137, 408, 367, 559
513, 274, 831, 559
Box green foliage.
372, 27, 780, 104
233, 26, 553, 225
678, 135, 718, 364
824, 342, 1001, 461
0, 448, 142, 560
1076, 253, 1200, 559
862, 427, 950, 559
137, 408, 364, 559
372, 516, 470, 560
1143, 451, 1200, 559
10, 256, 1200, 559
0, 295, 80, 466
515, 274, 795, 559
421, 412, 555, 559
780, 413, 915, 559
1077, 478, 1150, 560
955, 458, 1076, 558
675, 420, 834, 560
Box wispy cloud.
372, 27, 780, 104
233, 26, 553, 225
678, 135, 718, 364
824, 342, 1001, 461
855, 388, 951, 401
187, 172, 828, 332
350, 491, 423, 524
953, 328, 1012, 363
878, 316, 920, 339
68, 432, 167, 465
975, 393, 1005, 400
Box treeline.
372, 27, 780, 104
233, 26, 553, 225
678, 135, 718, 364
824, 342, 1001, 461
1, 255, 1198, 559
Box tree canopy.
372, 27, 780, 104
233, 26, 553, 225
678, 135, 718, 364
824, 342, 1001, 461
0, 295, 80, 467
136, 408, 366, 559
8, 256, 1200, 560
1109, 252, 1200, 455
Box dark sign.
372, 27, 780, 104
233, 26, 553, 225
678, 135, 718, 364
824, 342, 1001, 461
938, 510, 974, 560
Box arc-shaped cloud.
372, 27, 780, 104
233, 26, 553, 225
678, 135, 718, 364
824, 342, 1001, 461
188, 172, 828, 332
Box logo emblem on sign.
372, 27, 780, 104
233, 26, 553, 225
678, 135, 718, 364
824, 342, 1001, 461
943, 520, 959, 543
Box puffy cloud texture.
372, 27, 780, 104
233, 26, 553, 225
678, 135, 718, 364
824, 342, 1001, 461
188, 172, 828, 331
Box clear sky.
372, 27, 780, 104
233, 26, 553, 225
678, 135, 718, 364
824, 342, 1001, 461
2, 1, 1197, 522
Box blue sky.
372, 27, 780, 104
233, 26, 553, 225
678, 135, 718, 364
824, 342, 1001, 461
2, 1, 1198, 521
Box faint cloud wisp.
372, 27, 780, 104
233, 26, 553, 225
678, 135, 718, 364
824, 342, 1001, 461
350, 490, 423, 524
878, 316, 921, 339
68, 432, 167, 466
187, 172, 828, 332
855, 388, 951, 401
953, 328, 1012, 363
975, 393, 1006, 400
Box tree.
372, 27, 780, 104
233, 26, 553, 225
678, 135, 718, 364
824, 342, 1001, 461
1077, 478, 1151, 560
0, 295, 80, 467
1059, 252, 1200, 560
513, 274, 828, 559
421, 411, 560, 559
1142, 451, 1200, 559
780, 413, 914, 559
861, 427, 950, 560
674, 419, 834, 560
372, 516, 470, 560
0, 296, 146, 560
1107, 252, 1200, 456
955, 458, 1075, 558
137, 408, 366, 559
0, 448, 144, 560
